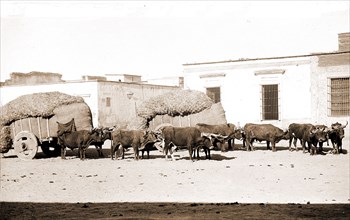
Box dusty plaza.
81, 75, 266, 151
1, 139, 350, 219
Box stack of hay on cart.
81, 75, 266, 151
0, 91, 93, 154
128, 90, 227, 130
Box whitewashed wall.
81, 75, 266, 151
184, 57, 313, 129
310, 56, 350, 125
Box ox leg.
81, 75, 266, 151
61, 146, 67, 159
229, 139, 233, 150
164, 142, 169, 160
134, 146, 139, 160
293, 138, 298, 151
302, 140, 306, 153
96, 145, 103, 157
330, 141, 337, 154
319, 142, 323, 153
121, 146, 125, 159
82, 148, 87, 160
111, 143, 116, 160
288, 137, 293, 151
266, 141, 271, 150
78, 147, 82, 160
188, 146, 193, 161
310, 142, 317, 155
271, 141, 277, 152
205, 148, 211, 160
249, 139, 255, 151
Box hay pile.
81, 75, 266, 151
134, 90, 213, 128
0, 92, 85, 153
0, 92, 84, 126
0, 126, 12, 153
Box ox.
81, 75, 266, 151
288, 123, 328, 155
111, 129, 159, 160
57, 128, 104, 160
328, 121, 348, 154
160, 126, 212, 161
243, 123, 289, 152
90, 127, 114, 157
192, 133, 227, 159
196, 123, 243, 151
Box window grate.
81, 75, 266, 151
328, 77, 349, 116
206, 87, 221, 103
262, 84, 279, 120
106, 97, 111, 107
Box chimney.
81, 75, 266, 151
338, 32, 350, 52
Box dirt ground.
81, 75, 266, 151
1, 140, 349, 219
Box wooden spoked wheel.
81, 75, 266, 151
13, 131, 38, 160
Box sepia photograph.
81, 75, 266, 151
1, 1, 349, 219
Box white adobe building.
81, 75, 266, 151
183, 33, 350, 143
0, 73, 181, 128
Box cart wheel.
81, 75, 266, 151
13, 131, 38, 160
41, 141, 61, 157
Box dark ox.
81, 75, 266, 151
196, 123, 243, 152
57, 128, 104, 160
288, 123, 328, 155
192, 133, 226, 159
89, 127, 114, 157
243, 123, 289, 152
328, 121, 348, 154
160, 126, 212, 161
314, 124, 330, 152
111, 129, 159, 160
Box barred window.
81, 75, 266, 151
206, 87, 221, 103
106, 97, 111, 107
328, 77, 349, 116
261, 84, 279, 120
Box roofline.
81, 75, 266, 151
183, 51, 350, 66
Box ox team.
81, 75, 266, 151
56, 120, 348, 160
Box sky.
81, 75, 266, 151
1, 1, 349, 81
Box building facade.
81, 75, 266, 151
183, 33, 350, 138
0, 74, 180, 128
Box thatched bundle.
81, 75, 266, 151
134, 90, 214, 128
0, 126, 12, 153
0, 92, 84, 126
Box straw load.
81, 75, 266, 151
128, 90, 225, 129
0, 92, 92, 153
0, 126, 12, 153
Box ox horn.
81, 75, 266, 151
341, 121, 348, 129
201, 132, 211, 138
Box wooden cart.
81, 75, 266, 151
8, 102, 93, 160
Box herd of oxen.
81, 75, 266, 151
56, 119, 348, 161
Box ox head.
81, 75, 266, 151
330, 121, 348, 140
310, 126, 328, 143
233, 127, 244, 140
89, 128, 104, 142
197, 133, 214, 150
281, 129, 290, 140
201, 133, 228, 150
140, 130, 163, 150
226, 123, 243, 140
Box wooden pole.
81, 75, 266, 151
46, 118, 50, 137
28, 118, 32, 132
37, 117, 42, 140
